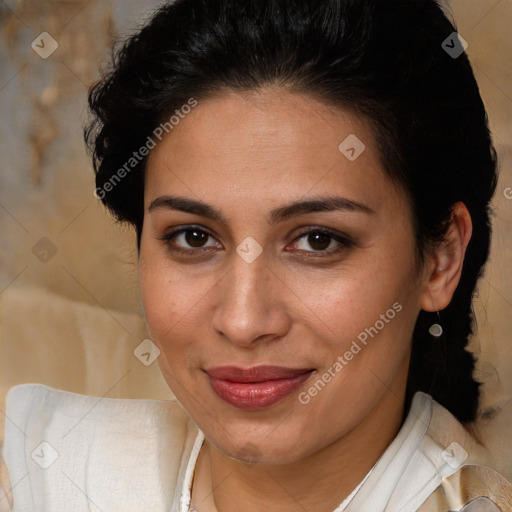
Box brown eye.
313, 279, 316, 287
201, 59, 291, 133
307, 232, 332, 251
159, 226, 221, 253
290, 228, 355, 256
184, 229, 209, 247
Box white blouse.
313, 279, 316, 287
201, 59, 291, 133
1, 384, 510, 511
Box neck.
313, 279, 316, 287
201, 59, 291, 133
192, 388, 406, 512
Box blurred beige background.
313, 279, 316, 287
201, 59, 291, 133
0, 0, 511, 477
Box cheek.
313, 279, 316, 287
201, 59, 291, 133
139, 245, 184, 345
288, 254, 415, 346
290, 257, 419, 404
140, 271, 188, 337
138, 245, 218, 366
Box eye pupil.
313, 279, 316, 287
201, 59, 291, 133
185, 230, 208, 247
308, 232, 331, 251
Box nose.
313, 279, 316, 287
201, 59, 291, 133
211, 249, 292, 349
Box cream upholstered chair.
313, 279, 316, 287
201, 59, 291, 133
0, 284, 172, 435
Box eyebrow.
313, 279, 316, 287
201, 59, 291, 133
148, 195, 375, 225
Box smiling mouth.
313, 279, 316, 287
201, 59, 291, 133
205, 365, 315, 409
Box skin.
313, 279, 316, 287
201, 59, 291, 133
138, 88, 472, 512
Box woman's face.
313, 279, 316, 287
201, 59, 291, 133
139, 89, 427, 464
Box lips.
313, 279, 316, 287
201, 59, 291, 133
205, 366, 314, 409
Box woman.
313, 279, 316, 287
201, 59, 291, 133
1, 0, 511, 510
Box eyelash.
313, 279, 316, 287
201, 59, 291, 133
158, 225, 355, 258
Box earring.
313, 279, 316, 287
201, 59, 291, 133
429, 323, 443, 337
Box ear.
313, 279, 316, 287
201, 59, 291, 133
419, 202, 473, 312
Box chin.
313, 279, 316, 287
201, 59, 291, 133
208, 423, 317, 466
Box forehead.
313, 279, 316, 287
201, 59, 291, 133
144, 89, 400, 216
149, 88, 372, 157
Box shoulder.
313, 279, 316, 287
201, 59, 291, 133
344, 392, 512, 512
417, 396, 512, 511
1, 383, 200, 511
